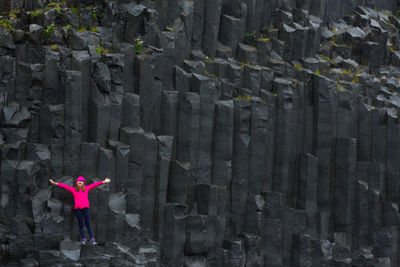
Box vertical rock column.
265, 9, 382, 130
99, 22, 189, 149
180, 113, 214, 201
197, 184, 228, 250
219, 1, 247, 56
108, 140, 130, 190
385, 113, 399, 203
195, 74, 219, 184
161, 203, 186, 266
357, 103, 372, 162
230, 99, 250, 236
44, 50, 60, 105
168, 160, 191, 209
272, 78, 296, 205
97, 147, 115, 185
202, 0, 222, 56
140, 131, 159, 239
263, 191, 284, 266
312, 74, 337, 239
62, 71, 82, 177
40, 104, 64, 178
160, 91, 179, 156
297, 152, 319, 236
16, 160, 39, 217
334, 138, 356, 242
353, 180, 369, 249
191, 0, 205, 50
155, 136, 173, 241
245, 97, 268, 232
108, 92, 123, 141
123, 92, 140, 129
177, 92, 200, 180
87, 76, 110, 147
138, 51, 163, 133
121, 127, 143, 214
71, 51, 90, 142
371, 108, 387, 164
79, 142, 99, 179
211, 100, 234, 187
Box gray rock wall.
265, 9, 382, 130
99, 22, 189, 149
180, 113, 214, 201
0, 0, 400, 266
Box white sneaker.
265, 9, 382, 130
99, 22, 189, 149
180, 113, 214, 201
90, 237, 97, 245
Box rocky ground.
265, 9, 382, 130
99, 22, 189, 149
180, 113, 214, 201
1, 0, 400, 266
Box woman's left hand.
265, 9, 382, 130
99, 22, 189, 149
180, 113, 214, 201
104, 177, 111, 183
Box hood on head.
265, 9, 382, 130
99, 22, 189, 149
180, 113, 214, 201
76, 176, 86, 185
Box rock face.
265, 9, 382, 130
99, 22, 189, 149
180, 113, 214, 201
1, 0, 400, 266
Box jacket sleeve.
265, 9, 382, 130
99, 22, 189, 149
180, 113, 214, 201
56, 183, 75, 193
86, 181, 105, 191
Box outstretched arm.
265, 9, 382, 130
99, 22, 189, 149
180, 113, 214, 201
86, 177, 111, 191
49, 179, 75, 193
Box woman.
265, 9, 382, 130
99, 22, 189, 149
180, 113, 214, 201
49, 176, 111, 245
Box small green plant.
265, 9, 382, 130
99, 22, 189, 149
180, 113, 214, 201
237, 95, 252, 101
342, 69, 352, 75
65, 24, 71, 30
244, 31, 256, 37
31, 9, 42, 17
166, 26, 173, 31
205, 70, 217, 78
0, 19, 13, 32
44, 23, 56, 38
98, 12, 104, 18
89, 27, 98, 32
71, 7, 79, 14
94, 46, 110, 55
77, 27, 86, 32
337, 82, 344, 92
293, 64, 303, 71
258, 37, 271, 42
135, 39, 143, 53
50, 44, 58, 51
320, 54, 330, 61
331, 29, 337, 33
273, 93, 278, 96
55, 6, 61, 14
92, 12, 97, 20
9, 9, 19, 19
47, 2, 59, 7
315, 69, 320, 75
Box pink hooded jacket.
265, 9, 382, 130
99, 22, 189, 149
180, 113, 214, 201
56, 176, 104, 209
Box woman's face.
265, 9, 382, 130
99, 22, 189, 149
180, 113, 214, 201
77, 181, 84, 188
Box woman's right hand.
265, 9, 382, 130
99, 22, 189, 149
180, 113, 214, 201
49, 179, 57, 185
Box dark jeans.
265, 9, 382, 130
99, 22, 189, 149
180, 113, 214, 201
75, 207, 94, 239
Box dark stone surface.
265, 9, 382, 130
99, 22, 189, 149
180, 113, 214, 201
2, 0, 400, 266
